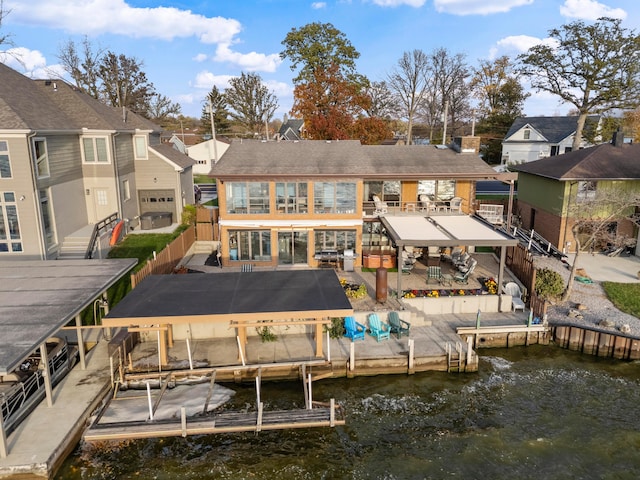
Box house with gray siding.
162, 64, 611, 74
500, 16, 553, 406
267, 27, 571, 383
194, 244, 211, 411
0, 63, 195, 260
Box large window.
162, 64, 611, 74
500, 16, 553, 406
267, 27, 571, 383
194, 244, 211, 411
225, 182, 270, 214
32, 138, 50, 178
0, 192, 22, 253
82, 137, 109, 163
229, 230, 271, 261
315, 230, 356, 253
0, 141, 11, 178
314, 182, 356, 214
276, 182, 308, 213
134, 135, 148, 160
418, 180, 455, 201
39, 189, 56, 248
576, 181, 597, 203
364, 181, 400, 204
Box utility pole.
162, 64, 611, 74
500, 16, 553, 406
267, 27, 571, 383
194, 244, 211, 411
441, 99, 449, 146
208, 98, 219, 164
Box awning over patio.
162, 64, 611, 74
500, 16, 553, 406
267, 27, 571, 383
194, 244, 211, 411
380, 215, 518, 248
379, 215, 518, 296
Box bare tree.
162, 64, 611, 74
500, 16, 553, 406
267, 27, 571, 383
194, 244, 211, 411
98, 51, 156, 115
57, 37, 104, 98
147, 94, 181, 123
0, 0, 12, 48
387, 50, 431, 145
225, 72, 278, 135
364, 80, 399, 120
563, 184, 640, 301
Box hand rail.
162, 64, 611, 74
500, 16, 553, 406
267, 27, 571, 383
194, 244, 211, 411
85, 212, 119, 259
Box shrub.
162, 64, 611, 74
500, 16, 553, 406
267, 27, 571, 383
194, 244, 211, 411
325, 317, 346, 338
181, 204, 197, 225
535, 267, 565, 300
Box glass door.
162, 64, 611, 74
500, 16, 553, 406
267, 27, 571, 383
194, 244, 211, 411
278, 231, 308, 265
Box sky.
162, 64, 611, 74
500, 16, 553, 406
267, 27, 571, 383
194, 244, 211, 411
0, 0, 639, 122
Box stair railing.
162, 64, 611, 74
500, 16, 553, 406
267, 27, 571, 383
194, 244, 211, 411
85, 212, 119, 259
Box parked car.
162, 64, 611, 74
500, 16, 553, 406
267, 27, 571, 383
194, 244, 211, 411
194, 185, 202, 203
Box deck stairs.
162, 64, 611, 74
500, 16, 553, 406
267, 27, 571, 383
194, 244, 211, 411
58, 230, 92, 259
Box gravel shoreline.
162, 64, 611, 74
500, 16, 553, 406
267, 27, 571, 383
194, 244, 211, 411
534, 255, 640, 337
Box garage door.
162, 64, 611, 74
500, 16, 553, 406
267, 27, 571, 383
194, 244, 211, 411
139, 189, 176, 215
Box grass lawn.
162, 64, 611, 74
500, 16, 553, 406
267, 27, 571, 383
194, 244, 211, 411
601, 282, 640, 318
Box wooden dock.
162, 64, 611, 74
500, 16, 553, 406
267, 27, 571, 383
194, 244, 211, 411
84, 401, 344, 442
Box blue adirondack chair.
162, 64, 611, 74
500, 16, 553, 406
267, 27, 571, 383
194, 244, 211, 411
344, 316, 365, 341
387, 311, 411, 338
367, 313, 391, 342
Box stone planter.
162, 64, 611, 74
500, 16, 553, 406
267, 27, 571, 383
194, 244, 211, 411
402, 294, 503, 315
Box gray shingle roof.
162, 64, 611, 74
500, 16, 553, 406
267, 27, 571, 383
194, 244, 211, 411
512, 142, 640, 181
504, 115, 600, 143
0, 62, 161, 133
150, 143, 196, 170
210, 139, 497, 179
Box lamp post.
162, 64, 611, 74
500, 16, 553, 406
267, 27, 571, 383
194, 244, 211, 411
208, 98, 219, 164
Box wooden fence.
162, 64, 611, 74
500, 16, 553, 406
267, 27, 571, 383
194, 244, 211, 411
196, 206, 217, 241
131, 225, 196, 288
505, 243, 549, 319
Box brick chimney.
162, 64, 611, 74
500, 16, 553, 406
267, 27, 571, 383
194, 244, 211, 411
612, 128, 624, 147
452, 136, 481, 154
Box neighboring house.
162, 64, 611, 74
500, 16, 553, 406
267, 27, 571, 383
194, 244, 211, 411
501, 115, 601, 167
277, 119, 304, 141
209, 136, 506, 267
0, 63, 195, 260
512, 132, 640, 254
183, 137, 231, 175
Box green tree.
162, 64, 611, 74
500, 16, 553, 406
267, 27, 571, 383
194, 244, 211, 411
200, 85, 231, 135
225, 72, 278, 136
280, 22, 363, 85
471, 56, 528, 119
518, 17, 640, 151
98, 51, 156, 115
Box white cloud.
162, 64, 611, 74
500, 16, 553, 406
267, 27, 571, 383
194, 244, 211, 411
193, 53, 208, 63
6, 0, 242, 44
263, 79, 293, 99
368, 0, 426, 6
434, 0, 533, 15
192, 71, 235, 90
214, 44, 282, 73
311, 2, 327, 8
559, 0, 626, 20
489, 35, 559, 58
0, 47, 47, 72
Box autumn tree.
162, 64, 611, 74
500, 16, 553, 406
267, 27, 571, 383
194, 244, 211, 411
225, 72, 278, 136
387, 50, 430, 145
282, 22, 375, 141
351, 116, 393, 145
562, 183, 640, 301
518, 17, 640, 151
200, 85, 231, 135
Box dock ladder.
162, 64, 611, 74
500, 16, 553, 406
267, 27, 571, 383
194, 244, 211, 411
445, 342, 464, 373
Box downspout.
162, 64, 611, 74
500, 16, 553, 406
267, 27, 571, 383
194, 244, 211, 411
112, 132, 123, 218
26, 131, 47, 259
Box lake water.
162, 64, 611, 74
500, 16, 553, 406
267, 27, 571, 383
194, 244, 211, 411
56, 345, 640, 479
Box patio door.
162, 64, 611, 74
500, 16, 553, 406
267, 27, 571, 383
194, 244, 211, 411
278, 231, 308, 265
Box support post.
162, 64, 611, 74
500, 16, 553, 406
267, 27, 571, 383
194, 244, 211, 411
315, 322, 323, 358
146, 382, 154, 421
326, 330, 331, 362
349, 342, 355, 372
236, 336, 246, 366
40, 342, 53, 407
186, 337, 193, 370
75, 314, 86, 370
408, 338, 415, 374
0, 410, 7, 458
307, 373, 312, 410
466, 336, 474, 369
181, 407, 187, 437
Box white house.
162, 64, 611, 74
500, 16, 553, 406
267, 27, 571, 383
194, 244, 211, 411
501, 115, 601, 167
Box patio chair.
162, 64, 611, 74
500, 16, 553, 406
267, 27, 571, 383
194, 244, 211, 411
401, 248, 417, 274
502, 282, 526, 312
454, 251, 470, 269
419, 195, 436, 213
372, 195, 388, 215
427, 265, 443, 284
367, 313, 391, 341
387, 311, 411, 338
344, 316, 366, 341
449, 197, 463, 213
453, 259, 476, 284
458, 257, 476, 274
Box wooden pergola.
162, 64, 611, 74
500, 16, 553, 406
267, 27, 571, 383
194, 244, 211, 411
103, 270, 354, 365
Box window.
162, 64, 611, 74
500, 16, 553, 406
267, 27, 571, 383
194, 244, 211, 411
523, 129, 531, 140
122, 179, 131, 201
39, 189, 56, 248
0, 141, 11, 178
276, 182, 308, 213
229, 230, 271, 261
0, 192, 22, 252
417, 180, 455, 201
315, 230, 356, 253
314, 182, 356, 214
134, 136, 148, 160
225, 182, 270, 214
32, 138, 50, 178
82, 137, 109, 163
364, 181, 401, 204
576, 181, 597, 203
